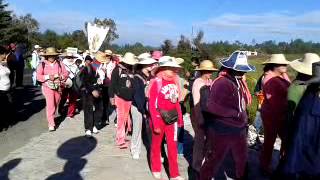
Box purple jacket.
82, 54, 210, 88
206, 75, 248, 128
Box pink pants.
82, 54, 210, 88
115, 96, 132, 146
42, 86, 61, 127
150, 120, 180, 178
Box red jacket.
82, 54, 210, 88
149, 78, 183, 129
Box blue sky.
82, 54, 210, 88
7, 0, 320, 46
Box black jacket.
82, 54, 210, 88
132, 72, 149, 115
79, 65, 99, 95
109, 65, 134, 101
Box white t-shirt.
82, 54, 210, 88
0, 64, 11, 91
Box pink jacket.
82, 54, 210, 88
36, 60, 69, 89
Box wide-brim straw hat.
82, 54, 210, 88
290, 53, 320, 75
104, 49, 113, 56
195, 60, 218, 71
262, 54, 290, 65
220, 51, 256, 72
95, 51, 110, 63
121, 52, 138, 65
43, 47, 60, 56
137, 53, 158, 65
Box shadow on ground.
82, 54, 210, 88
46, 136, 97, 180
0, 158, 22, 180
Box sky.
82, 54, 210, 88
7, 0, 320, 46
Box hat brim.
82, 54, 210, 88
289, 59, 312, 75
220, 59, 256, 72
138, 58, 158, 65
121, 60, 138, 65
43, 53, 60, 56
262, 60, 290, 65
195, 67, 218, 71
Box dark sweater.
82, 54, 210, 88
109, 65, 134, 101
79, 65, 99, 95
132, 72, 149, 115
206, 75, 248, 130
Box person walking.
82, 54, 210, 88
131, 53, 157, 159
36, 47, 68, 131
109, 52, 137, 149
59, 52, 79, 119
190, 60, 218, 174
148, 56, 184, 180
277, 53, 320, 179
31, 45, 42, 86
259, 54, 291, 174
91, 51, 112, 128
78, 54, 104, 136
200, 51, 255, 180
0, 46, 12, 130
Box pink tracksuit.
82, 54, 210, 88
37, 60, 68, 127
149, 77, 183, 178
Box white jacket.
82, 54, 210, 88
30, 51, 41, 69
0, 64, 11, 91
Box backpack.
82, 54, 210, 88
72, 69, 83, 94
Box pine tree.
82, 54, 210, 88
0, 0, 12, 44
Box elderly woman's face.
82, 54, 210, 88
0, 53, 6, 62
47, 56, 56, 62
274, 65, 288, 74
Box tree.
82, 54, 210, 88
161, 39, 173, 55
177, 35, 191, 53
0, 0, 12, 44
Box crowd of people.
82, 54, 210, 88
1, 43, 320, 180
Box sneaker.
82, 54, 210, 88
132, 154, 140, 160
48, 126, 55, 132
85, 130, 92, 136
93, 126, 99, 134
152, 172, 161, 179
170, 176, 185, 180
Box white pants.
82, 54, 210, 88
130, 105, 143, 156
32, 70, 37, 86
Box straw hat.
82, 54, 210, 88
43, 47, 60, 56
105, 49, 113, 56
262, 54, 290, 65
220, 51, 256, 72
195, 60, 218, 71
95, 51, 110, 63
174, 57, 184, 65
290, 53, 320, 75
121, 52, 138, 65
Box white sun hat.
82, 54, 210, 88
290, 53, 320, 75
158, 56, 181, 68
121, 52, 138, 65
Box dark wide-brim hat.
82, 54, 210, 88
220, 51, 256, 72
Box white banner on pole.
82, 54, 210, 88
87, 22, 110, 53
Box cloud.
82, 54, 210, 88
196, 11, 320, 36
